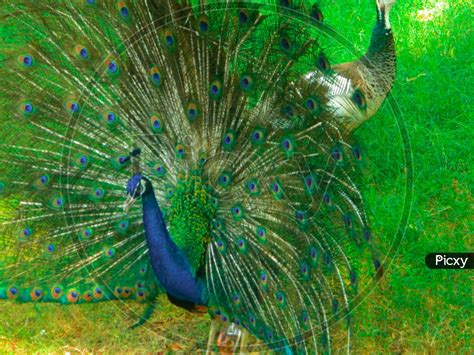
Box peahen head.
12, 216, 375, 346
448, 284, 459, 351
376, 0, 396, 30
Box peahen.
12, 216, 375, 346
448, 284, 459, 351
0, 0, 396, 352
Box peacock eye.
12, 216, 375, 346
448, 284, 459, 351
352, 90, 367, 109
239, 10, 249, 24
199, 21, 208, 32
80, 48, 88, 58
316, 53, 330, 72
280, 37, 291, 52
107, 61, 118, 74
311, 5, 324, 22
198, 16, 209, 33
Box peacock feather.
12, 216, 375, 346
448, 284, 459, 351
0, 0, 397, 352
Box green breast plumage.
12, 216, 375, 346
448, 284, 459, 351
166, 173, 217, 277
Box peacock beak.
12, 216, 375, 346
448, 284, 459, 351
123, 193, 138, 214
123, 180, 146, 213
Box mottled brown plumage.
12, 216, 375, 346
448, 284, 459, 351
333, 0, 396, 128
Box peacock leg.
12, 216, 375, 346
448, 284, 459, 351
239, 329, 249, 354
253, 339, 267, 355
207, 319, 219, 354
129, 298, 157, 329
217, 326, 236, 354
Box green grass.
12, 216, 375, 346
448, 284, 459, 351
346, 0, 472, 351
0, 0, 472, 353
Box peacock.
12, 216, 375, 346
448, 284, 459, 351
0, 0, 396, 352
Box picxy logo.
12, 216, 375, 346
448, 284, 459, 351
425, 253, 473, 269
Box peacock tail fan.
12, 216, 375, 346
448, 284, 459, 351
0, 0, 382, 352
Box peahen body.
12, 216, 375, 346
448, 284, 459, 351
0, 0, 396, 352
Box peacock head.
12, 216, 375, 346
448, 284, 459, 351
124, 174, 147, 213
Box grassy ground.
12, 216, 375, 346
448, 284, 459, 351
326, 0, 472, 352
0, 0, 472, 353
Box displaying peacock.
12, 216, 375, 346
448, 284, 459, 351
0, 0, 397, 352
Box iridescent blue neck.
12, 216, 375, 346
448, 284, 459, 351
141, 179, 207, 305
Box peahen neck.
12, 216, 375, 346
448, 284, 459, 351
364, 5, 396, 73
357, 2, 397, 120
141, 179, 208, 306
